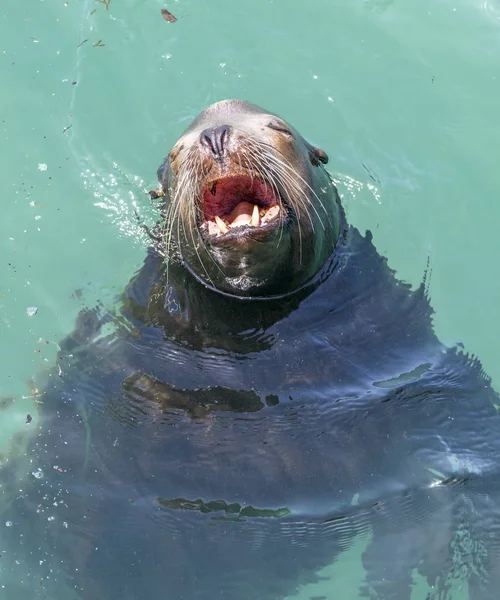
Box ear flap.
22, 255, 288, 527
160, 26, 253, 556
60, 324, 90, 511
312, 147, 329, 164
305, 140, 329, 166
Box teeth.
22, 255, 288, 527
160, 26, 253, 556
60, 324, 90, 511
261, 205, 280, 224
215, 215, 229, 234
250, 204, 260, 227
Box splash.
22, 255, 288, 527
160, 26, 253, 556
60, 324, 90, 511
80, 159, 156, 244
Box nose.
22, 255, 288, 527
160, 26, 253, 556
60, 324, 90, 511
200, 125, 230, 160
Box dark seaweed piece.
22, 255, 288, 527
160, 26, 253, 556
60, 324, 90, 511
161, 8, 177, 22
97, 0, 111, 10
133, 210, 162, 243
25, 414, 32, 424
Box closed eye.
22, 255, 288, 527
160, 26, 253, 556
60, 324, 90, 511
267, 120, 293, 136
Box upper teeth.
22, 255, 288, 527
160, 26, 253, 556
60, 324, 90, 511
250, 204, 260, 227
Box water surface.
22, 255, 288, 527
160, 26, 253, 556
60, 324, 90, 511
1, 0, 500, 598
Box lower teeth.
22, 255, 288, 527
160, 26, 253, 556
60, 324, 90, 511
214, 215, 229, 234
210, 204, 278, 236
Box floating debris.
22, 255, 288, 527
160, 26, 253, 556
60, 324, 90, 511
77, 39, 88, 48
26, 306, 38, 317
93, 40, 105, 47
97, 0, 111, 9
26, 414, 32, 424
63, 124, 72, 134
161, 8, 177, 23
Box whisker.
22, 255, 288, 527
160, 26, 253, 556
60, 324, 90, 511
248, 137, 331, 231
242, 145, 293, 255
244, 140, 318, 263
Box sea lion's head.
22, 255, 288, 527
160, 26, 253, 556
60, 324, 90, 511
157, 99, 343, 299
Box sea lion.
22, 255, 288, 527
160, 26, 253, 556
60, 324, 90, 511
4, 100, 500, 600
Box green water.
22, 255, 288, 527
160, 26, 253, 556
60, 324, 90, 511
1, 0, 499, 597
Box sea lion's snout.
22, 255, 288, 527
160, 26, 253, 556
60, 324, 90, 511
192, 121, 286, 242
200, 124, 231, 161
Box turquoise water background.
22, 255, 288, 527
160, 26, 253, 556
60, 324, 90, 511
1, 0, 500, 597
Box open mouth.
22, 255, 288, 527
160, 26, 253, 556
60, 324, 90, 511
199, 176, 283, 239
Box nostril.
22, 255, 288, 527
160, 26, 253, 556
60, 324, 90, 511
200, 129, 215, 154
200, 125, 230, 159
217, 125, 229, 155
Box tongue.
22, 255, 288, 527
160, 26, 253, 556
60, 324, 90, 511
227, 201, 254, 227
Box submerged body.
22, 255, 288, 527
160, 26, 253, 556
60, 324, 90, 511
4, 100, 500, 600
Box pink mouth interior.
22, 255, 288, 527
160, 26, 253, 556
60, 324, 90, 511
201, 176, 281, 237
